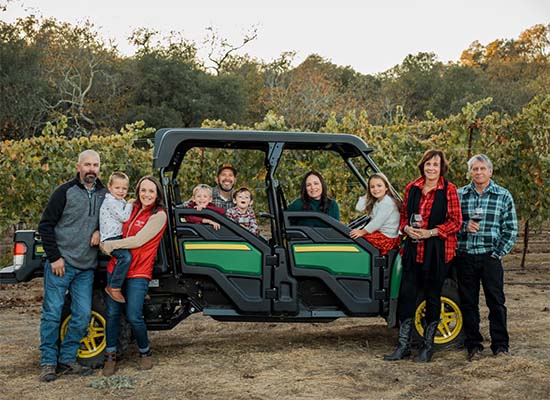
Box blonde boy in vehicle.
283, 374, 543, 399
185, 184, 225, 230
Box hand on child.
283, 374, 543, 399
99, 241, 113, 256
350, 228, 365, 239
90, 230, 100, 246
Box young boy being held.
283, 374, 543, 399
186, 184, 225, 230
100, 172, 133, 303
226, 187, 259, 235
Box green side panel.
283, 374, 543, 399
183, 242, 262, 276
292, 244, 371, 277
390, 253, 403, 299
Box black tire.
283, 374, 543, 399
412, 278, 464, 349
60, 288, 132, 368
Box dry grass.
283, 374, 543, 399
1, 255, 549, 400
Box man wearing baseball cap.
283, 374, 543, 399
213, 163, 237, 210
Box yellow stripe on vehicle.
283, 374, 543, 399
294, 245, 360, 253
184, 243, 251, 251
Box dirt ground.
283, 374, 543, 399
1, 239, 549, 400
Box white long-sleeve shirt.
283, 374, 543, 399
99, 193, 133, 241
362, 195, 400, 238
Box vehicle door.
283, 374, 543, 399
283, 211, 387, 315
174, 207, 273, 314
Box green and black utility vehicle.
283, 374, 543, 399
0, 129, 463, 366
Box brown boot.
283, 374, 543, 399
138, 351, 153, 370
105, 286, 126, 303
102, 352, 116, 377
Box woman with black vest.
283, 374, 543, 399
384, 149, 462, 363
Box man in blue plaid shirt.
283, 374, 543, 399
456, 154, 518, 361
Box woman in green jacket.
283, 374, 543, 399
287, 170, 340, 227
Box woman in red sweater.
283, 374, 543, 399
99, 176, 167, 376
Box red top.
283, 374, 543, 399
185, 201, 225, 224
106, 205, 167, 280
400, 176, 462, 264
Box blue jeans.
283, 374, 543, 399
106, 274, 150, 354
105, 236, 131, 289
40, 260, 94, 366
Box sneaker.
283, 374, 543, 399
39, 364, 57, 382
467, 346, 483, 362
138, 351, 153, 370
57, 361, 93, 376
105, 286, 126, 303
494, 347, 511, 357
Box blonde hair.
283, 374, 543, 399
108, 171, 129, 186
192, 184, 213, 197
363, 173, 401, 215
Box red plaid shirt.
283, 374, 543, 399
400, 177, 462, 264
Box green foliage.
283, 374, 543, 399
1, 94, 548, 238
0, 128, 152, 231
1, 17, 547, 142
318, 96, 549, 229
503, 95, 550, 226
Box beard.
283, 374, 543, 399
83, 173, 97, 185
219, 182, 234, 192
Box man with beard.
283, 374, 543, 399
37, 150, 107, 382
212, 163, 238, 210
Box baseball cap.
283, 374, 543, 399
217, 162, 237, 176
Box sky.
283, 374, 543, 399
2, 0, 549, 75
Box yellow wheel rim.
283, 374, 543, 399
60, 310, 107, 358
414, 296, 463, 345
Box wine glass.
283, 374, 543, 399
410, 213, 423, 243
470, 207, 484, 235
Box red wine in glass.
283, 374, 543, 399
410, 213, 423, 243
471, 207, 484, 234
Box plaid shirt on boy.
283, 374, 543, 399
226, 206, 259, 235
457, 180, 518, 259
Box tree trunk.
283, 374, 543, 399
520, 219, 529, 269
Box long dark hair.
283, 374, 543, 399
300, 170, 331, 213
134, 175, 166, 214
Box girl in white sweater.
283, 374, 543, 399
350, 173, 401, 255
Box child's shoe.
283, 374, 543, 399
138, 350, 153, 370
102, 352, 117, 376
105, 286, 126, 303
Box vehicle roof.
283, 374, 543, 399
153, 128, 374, 170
